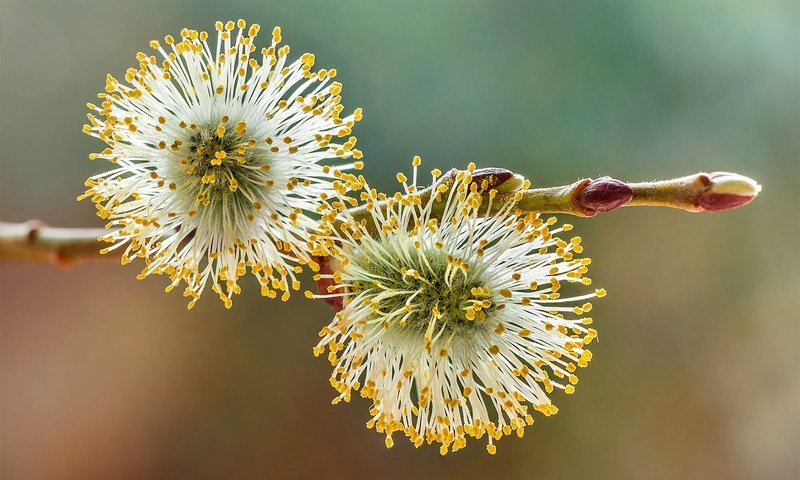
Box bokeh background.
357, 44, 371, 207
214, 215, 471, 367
1, 0, 798, 478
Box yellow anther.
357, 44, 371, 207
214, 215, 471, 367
211, 150, 226, 165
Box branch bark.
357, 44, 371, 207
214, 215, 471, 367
345, 169, 760, 235
0, 221, 107, 267
1, 170, 760, 267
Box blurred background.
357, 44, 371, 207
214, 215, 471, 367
1, 0, 798, 478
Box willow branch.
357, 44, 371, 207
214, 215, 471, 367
0, 170, 760, 267
522, 171, 761, 215
0, 221, 107, 267
346, 169, 761, 235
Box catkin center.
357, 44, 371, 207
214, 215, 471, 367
350, 246, 496, 335
165, 121, 274, 222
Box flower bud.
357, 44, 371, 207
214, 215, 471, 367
699, 172, 761, 212
313, 255, 344, 311
576, 177, 634, 215
470, 168, 526, 192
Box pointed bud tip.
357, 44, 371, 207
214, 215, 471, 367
700, 172, 761, 212
708, 172, 761, 196
471, 168, 525, 192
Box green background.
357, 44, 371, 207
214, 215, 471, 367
1, 0, 798, 478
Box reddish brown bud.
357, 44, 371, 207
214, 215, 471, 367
312, 255, 344, 311
698, 193, 755, 211
576, 177, 634, 215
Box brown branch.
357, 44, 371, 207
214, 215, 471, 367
1, 170, 760, 266
346, 169, 761, 236
0, 221, 107, 268
519, 171, 760, 216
